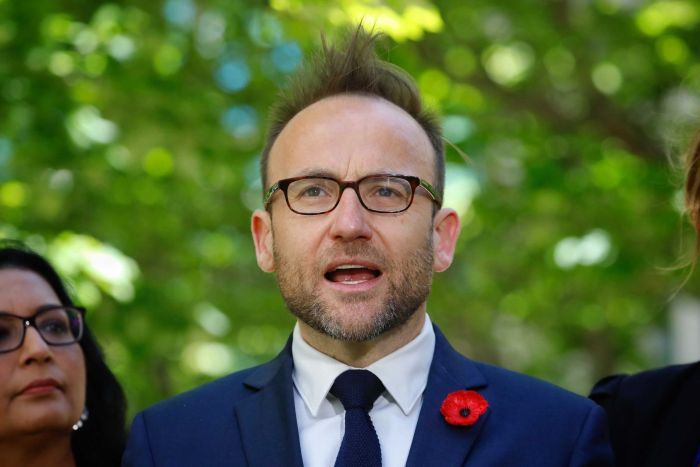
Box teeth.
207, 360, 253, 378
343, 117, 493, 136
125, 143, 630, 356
341, 280, 366, 285
335, 264, 365, 270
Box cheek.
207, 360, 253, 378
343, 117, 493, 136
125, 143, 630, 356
56, 346, 87, 411
376, 216, 430, 248
0, 356, 13, 383
0, 356, 15, 414
274, 219, 323, 255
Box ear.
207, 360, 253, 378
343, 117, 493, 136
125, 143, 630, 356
432, 208, 461, 272
251, 209, 275, 272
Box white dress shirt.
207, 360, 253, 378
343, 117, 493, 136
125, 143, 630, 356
292, 314, 436, 467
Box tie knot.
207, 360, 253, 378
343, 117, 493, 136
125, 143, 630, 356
330, 370, 385, 411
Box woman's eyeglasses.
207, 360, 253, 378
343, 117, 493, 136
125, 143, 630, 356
0, 305, 85, 354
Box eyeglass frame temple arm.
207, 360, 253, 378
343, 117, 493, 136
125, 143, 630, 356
419, 179, 442, 206
263, 182, 280, 207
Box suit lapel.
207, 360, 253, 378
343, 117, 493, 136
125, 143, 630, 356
235, 339, 304, 467
406, 326, 489, 467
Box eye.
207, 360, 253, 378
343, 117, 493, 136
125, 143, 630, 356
0, 316, 18, 343
289, 178, 337, 201
375, 186, 399, 197
366, 183, 407, 200
301, 185, 326, 197
39, 319, 71, 337
0, 324, 11, 342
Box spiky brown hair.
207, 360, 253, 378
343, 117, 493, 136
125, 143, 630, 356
260, 25, 444, 201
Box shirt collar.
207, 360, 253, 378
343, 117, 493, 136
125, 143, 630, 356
292, 314, 435, 417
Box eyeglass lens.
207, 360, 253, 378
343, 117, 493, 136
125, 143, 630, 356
0, 307, 83, 353
286, 176, 413, 214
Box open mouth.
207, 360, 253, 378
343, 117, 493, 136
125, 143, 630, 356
324, 264, 382, 285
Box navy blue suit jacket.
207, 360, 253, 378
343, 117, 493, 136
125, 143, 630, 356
123, 327, 612, 466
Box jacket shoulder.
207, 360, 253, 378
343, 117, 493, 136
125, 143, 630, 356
437, 357, 612, 466
144, 366, 259, 418
123, 362, 281, 467
433, 325, 597, 418
475, 360, 597, 414
590, 361, 700, 407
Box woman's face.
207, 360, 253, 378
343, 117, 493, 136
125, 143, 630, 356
0, 268, 86, 440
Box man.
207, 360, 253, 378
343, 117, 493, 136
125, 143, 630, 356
123, 27, 613, 466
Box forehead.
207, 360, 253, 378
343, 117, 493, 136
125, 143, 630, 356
267, 94, 435, 181
0, 268, 60, 313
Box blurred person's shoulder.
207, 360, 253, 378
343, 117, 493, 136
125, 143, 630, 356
590, 361, 700, 407
590, 361, 700, 466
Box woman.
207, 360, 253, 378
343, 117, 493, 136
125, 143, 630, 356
590, 131, 700, 466
0, 241, 126, 466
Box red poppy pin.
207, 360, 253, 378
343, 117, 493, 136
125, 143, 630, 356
440, 390, 489, 426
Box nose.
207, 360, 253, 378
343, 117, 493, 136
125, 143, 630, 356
19, 326, 52, 365
328, 187, 373, 241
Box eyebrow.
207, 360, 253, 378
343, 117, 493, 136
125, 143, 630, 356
292, 168, 338, 179
0, 303, 63, 316
36, 303, 64, 312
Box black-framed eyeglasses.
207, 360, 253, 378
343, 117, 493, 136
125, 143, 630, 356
0, 305, 85, 354
263, 174, 442, 215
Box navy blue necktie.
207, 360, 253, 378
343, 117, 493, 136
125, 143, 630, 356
330, 369, 385, 467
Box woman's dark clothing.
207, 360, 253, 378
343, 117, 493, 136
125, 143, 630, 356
590, 362, 700, 466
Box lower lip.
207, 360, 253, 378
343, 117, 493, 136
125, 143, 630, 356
324, 273, 383, 292
20, 385, 60, 396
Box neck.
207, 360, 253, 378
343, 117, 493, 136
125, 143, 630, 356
298, 309, 426, 367
0, 432, 76, 467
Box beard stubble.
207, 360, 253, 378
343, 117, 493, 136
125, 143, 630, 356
273, 231, 434, 342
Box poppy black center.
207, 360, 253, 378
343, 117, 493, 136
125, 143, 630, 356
460, 408, 470, 418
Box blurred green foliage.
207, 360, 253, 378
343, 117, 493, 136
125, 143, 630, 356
2, 0, 699, 415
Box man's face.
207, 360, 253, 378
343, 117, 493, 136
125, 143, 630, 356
252, 94, 458, 342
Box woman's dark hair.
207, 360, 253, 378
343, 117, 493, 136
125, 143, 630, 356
0, 240, 127, 467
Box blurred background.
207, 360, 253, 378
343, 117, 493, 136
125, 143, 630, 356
2, 0, 700, 417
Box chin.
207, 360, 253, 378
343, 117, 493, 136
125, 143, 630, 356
15, 405, 77, 434
332, 320, 385, 342
287, 281, 423, 342
318, 306, 413, 342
